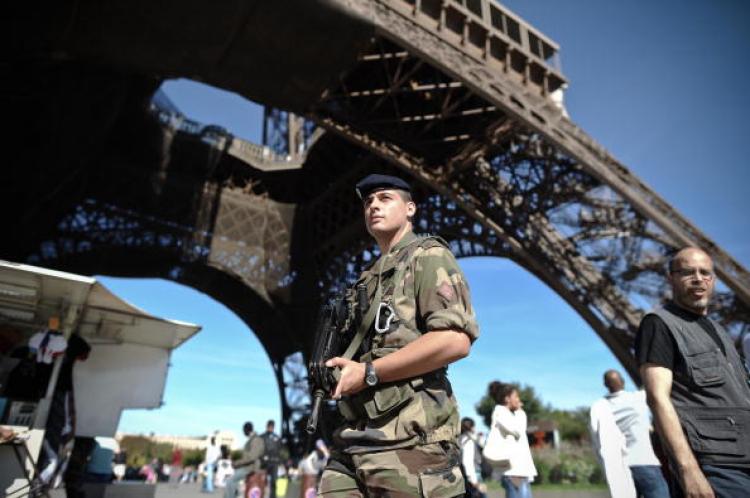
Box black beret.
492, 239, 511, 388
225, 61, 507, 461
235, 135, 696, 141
355, 174, 411, 199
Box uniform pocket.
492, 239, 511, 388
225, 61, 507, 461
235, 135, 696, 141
688, 350, 725, 387
374, 384, 406, 412
362, 382, 414, 421
317, 467, 360, 495
418, 465, 465, 498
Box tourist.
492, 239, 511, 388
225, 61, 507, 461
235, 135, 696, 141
489, 382, 537, 498
460, 417, 488, 498
203, 436, 220, 492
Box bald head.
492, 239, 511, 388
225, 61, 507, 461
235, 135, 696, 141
668, 247, 715, 315
603, 369, 624, 393
669, 247, 712, 273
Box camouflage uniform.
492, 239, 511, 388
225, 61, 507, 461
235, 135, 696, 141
318, 231, 479, 498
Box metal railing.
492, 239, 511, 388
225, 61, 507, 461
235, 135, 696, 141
387, 0, 567, 96
151, 106, 306, 172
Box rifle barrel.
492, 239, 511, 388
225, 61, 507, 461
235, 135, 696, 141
306, 390, 325, 434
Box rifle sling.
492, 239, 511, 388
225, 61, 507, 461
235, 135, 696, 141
341, 265, 383, 361
340, 237, 421, 361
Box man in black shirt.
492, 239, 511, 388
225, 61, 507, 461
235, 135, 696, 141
636, 247, 750, 498
260, 420, 281, 498
637, 302, 725, 377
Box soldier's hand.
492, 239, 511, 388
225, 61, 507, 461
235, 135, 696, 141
681, 467, 714, 498
325, 357, 366, 399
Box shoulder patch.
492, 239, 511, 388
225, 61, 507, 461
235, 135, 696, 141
437, 282, 455, 301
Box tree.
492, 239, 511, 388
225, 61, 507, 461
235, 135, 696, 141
119, 435, 174, 467
476, 392, 496, 429
183, 449, 205, 467
546, 407, 589, 442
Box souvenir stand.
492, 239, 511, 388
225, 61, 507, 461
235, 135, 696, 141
0, 261, 200, 497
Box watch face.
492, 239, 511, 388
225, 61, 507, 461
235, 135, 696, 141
365, 363, 378, 386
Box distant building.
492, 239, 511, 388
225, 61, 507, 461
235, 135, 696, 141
116, 429, 238, 451
526, 420, 560, 449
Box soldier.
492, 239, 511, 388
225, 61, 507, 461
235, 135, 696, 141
317, 174, 479, 497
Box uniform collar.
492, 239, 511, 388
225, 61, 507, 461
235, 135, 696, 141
388, 230, 418, 255
361, 231, 417, 280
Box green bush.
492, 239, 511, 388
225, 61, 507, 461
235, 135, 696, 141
531, 444, 602, 486
183, 449, 204, 467
557, 455, 596, 483
533, 459, 551, 484
588, 465, 606, 484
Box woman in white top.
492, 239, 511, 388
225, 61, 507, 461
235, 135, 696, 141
490, 382, 537, 498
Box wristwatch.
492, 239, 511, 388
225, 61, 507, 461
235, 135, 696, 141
364, 361, 379, 387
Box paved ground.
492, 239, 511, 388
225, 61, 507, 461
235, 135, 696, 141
52, 481, 610, 498
156, 482, 609, 498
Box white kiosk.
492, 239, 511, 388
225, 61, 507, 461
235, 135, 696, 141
0, 261, 200, 497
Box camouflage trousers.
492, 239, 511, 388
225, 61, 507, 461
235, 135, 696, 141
317, 441, 465, 498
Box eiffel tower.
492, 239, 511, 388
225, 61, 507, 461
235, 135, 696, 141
3, 0, 748, 450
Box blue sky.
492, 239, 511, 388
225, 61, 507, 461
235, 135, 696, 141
112, 1, 749, 438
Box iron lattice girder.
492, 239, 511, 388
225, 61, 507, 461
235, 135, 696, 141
306, 2, 750, 375
314, 118, 641, 376
325, 0, 750, 306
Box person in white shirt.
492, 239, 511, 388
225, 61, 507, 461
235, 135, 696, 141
202, 435, 221, 493
489, 382, 537, 498
590, 397, 636, 498
459, 417, 487, 498
28, 329, 67, 364
596, 370, 669, 498
215, 445, 234, 489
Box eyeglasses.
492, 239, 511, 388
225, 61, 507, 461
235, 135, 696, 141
671, 267, 714, 280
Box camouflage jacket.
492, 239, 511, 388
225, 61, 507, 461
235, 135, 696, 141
335, 231, 479, 454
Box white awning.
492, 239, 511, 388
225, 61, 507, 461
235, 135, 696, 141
0, 260, 203, 438
0, 260, 200, 349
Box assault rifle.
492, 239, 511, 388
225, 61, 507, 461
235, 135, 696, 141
306, 285, 368, 434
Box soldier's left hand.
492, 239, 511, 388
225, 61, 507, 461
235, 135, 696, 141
326, 357, 366, 399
